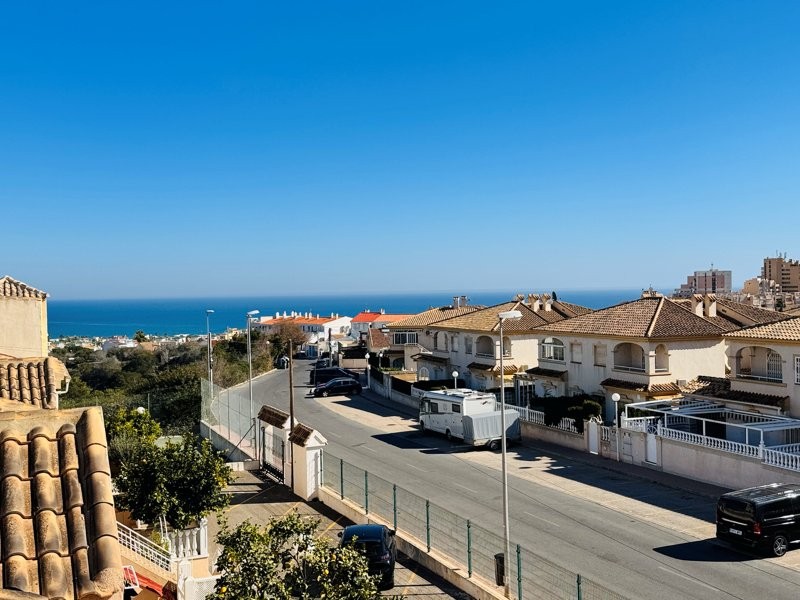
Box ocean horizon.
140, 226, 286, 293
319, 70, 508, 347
48, 289, 660, 339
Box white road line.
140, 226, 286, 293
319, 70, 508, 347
406, 463, 428, 472
361, 445, 377, 453
453, 482, 472, 492
524, 511, 561, 528
657, 566, 717, 592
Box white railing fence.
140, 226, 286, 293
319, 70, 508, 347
496, 403, 579, 434
763, 448, 800, 471
181, 574, 219, 600
167, 518, 209, 559
117, 523, 172, 572
659, 427, 762, 458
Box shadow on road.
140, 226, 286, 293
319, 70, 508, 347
653, 539, 757, 563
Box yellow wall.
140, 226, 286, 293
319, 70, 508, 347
0, 296, 48, 357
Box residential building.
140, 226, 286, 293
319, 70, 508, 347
254, 311, 352, 357
763, 255, 800, 293
673, 268, 732, 298
350, 309, 414, 342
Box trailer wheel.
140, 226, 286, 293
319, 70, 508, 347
488, 439, 500, 451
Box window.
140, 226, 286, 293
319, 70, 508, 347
768, 351, 782, 381
393, 331, 418, 345
570, 342, 582, 364
433, 332, 440, 350
594, 345, 607, 366
465, 336, 473, 355
451, 335, 459, 352
796, 356, 800, 385
452, 404, 461, 413
541, 337, 565, 362
430, 402, 439, 413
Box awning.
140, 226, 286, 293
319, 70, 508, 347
411, 353, 448, 364
601, 378, 681, 396
468, 362, 518, 375
524, 366, 568, 380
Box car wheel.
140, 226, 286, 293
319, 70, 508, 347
322, 390, 329, 397
772, 534, 789, 557
488, 439, 500, 451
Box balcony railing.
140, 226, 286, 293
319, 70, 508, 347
613, 364, 645, 373
475, 352, 495, 359
735, 372, 782, 384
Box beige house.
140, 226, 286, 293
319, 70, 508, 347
0, 276, 49, 358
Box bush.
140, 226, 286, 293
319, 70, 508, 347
535, 395, 604, 433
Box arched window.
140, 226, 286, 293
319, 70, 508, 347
613, 343, 645, 372
655, 344, 669, 373
418, 367, 430, 381
475, 335, 494, 357
540, 337, 565, 362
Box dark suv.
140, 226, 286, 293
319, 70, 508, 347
716, 483, 800, 556
339, 524, 397, 589
312, 377, 362, 397
309, 367, 360, 385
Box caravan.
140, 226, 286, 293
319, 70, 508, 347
418, 388, 521, 450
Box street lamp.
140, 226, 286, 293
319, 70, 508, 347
497, 309, 521, 598
364, 353, 371, 389
452, 370, 459, 390
247, 309, 260, 457
612, 392, 621, 462
206, 309, 214, 392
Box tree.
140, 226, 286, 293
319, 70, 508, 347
210, 514, 395, 600
270, 322, 307, 357
115, 433, 232, 530
134, 330, 148, 343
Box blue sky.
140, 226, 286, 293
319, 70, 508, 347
2, 2, 799, 299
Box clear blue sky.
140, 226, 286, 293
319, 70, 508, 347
3, 2, 799, 299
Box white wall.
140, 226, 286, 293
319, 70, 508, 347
0, 296, 47, 358
727, 340, 800, 417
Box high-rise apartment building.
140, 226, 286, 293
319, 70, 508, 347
673, 268, 732, 298
762, 255, 800, 293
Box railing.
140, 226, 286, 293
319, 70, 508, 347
735, 372, 782, 384
167, 519, 208, 559
474, 352, 495, 359
601, 425, 616, 444
771, 443, 800, 453
497, 403, 579, 434
659, 427, 761, 458
621, 417, 654, 432
763, 448, 800, 472
117, 523, 172, 572
613, 365, 645, 373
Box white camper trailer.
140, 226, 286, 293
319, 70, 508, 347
418, 388, 521, 450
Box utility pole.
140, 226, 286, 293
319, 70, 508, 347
289, 340, 295, 492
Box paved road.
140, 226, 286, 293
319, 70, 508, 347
249, 361, 800, 599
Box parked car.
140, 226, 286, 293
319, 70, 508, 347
309, 367, 361, 385
338, 524, 397, 589
314, 358, 331, 368
716, 483, 800, 556
313, 377, 362, 397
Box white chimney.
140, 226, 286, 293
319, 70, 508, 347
543, 293, 552, 311
691, 294, 703, 317
530, 294, 541, 312
704, 294, 717, 318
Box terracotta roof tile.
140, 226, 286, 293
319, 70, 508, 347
0, 406, 123, 599
524, 366, 568, 379
387, 305, 485, 329
289, 424, 313, 446
367, 328, 391, 351
351, 311, 383, 323
430, 301, 562, 333
0, 357, 70, 409
258, 406, 289, 428
601, 378, 682, 395
725, 316, 800, 342
538, 297, 724, 338
0, 276, 48, 299
681, 376, 789, 407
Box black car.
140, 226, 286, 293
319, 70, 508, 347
309, 367, 361, 385
716, 483, 800, 556
339, 524, 397, 588
312, 377, 362, 397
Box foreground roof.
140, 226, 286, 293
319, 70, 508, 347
0, 276, 48, 300
724, 316, 800, 342
387, 304, 485, 329
681, 375, 790, 408
536, 296, 725, 339
672, 297, 789, 332
0, 357, 70, 409
0, 406, 123, 599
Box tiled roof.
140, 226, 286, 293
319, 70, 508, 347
601, 378, 682, 395
289, 424, 314, 446
387, 305, 485, 329
430, 301, 557, 333
467, 362, 518, 375
0, 357, 70, 409
411, 353, 448, 364
351, 311, 383, 323
554, 301, 593, 318
257, 406, 289, 428
724, 316, 800, 342
524, 367, 568, 379
0, 406, 123, 599
0, 276, 47, 299
681, 376, 789, 407
537, 297, 724, 338
367, 328, 391, 351
672, 298, 789, 332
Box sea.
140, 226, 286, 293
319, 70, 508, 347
48, 289, 654, 339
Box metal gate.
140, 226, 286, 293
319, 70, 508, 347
261, 428, 285, 483
587, 418, 600, 454
645, 421, 658, 464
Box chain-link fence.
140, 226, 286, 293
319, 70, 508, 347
323, 451, 628, 600
200, 378, 255, 456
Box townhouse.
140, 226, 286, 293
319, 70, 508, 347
254, 311, 352, 357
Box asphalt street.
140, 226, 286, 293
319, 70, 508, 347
249, 361, 800, 600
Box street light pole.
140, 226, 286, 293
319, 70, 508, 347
452, 370, 459, 390
612, 392, 621, 462
247, 309, 260, 459
364, 353, 371, 389
497, 309, 521, 598
206, 309, 214, 392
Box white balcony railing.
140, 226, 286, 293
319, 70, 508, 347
117, 523, 172, 572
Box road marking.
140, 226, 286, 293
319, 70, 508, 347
406, 463, 428, 472
361, 445, 377, 453
453, 482, 472, 492
657, 566, 717, 591
524, 511, 560, 528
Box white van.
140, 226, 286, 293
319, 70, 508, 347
418, 388, 521, 449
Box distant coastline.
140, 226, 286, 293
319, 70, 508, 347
48, 289, 657, 339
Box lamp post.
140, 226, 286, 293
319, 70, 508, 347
452, 370, 459, 390
497, 309, 522, 598
247, 309, 260, 457
612, 392, 621, 462
206, 309, 214, 392
364, 353, 371, 389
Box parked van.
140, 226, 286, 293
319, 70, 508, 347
418, 388, 521, 450
716, 483, 800, 556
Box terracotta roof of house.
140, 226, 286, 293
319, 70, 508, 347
367, 328, 391, 351
289, 423, 314, 446
0, 406, 123, 599
524, 366, 568, 379
411, 352, 448, 364
387, 305, 485, 329
0, 276, 48, 299
601, 378, 682, 396
467, 362, 518, 375
430, 301, 571, 333
724, 316, 800, 342
0, 357, 70, 409
351, 311, 383, 324
258, 406, 289, 428
672, 298, 789, 332
536, 296, 725, 339
680, 376, 789, 407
